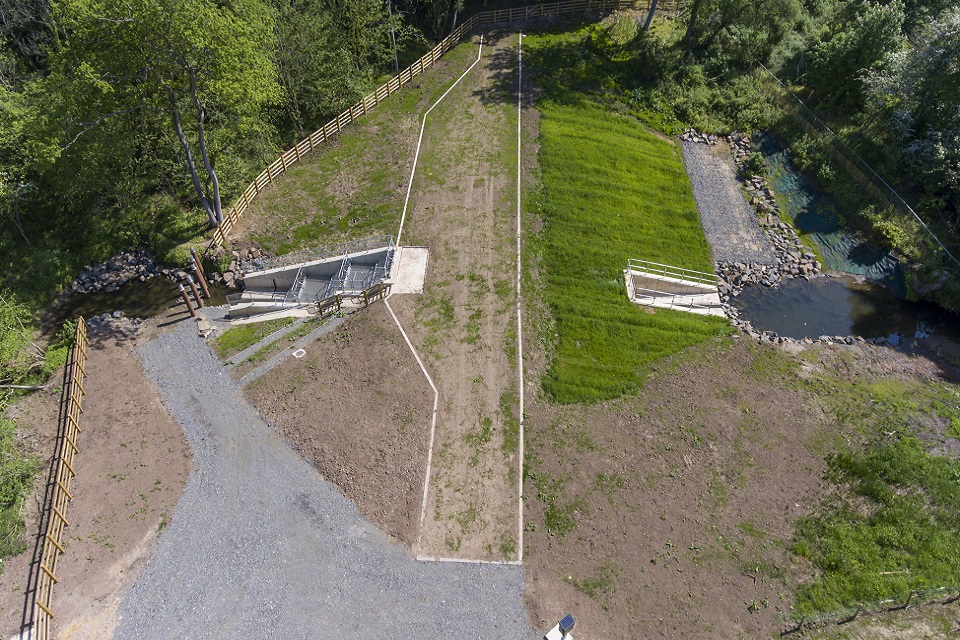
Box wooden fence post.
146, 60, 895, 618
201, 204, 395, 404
179, 285, 196, 317
186, 276, 204, 309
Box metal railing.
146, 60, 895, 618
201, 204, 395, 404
244, 236, 394, 275
31, 318, 88, 640
627, 258, 719, 286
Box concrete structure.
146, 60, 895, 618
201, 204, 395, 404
624, 259, 725, 317
228, 244, 394, 317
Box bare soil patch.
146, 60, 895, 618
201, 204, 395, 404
521, 336, 959, 639
0, 322, 190, 640
395, 32, 522, 560
244, 302, 433, 545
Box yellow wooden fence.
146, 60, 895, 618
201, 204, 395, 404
206, 0, 641, 252
32, 318, 88, 640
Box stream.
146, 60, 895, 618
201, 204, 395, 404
731, 135, 956, 341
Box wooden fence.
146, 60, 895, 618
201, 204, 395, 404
32, 318, 88, 640
206, 0, 638, 252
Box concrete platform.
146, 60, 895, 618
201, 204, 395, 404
389, 246, 429, 294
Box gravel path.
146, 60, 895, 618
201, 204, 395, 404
681, 141, 778, 265
115, 322, 537, 639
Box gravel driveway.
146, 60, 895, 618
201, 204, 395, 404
115, 321, 537, 639
681, 141, 777, 265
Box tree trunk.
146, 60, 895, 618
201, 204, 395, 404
166, 86, 218, 228
188, 69, 223, 226
684, 0, 702, 44
644, 0, 659, 32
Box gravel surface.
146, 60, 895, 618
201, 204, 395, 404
115, 322, 537, 639
681, 141, 778, 265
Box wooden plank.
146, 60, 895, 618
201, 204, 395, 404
41, 563, 59, 584
36, 599, 54, 618
46, 533, 65, 554
56, 480, 72, 501
52, 506, 69, 527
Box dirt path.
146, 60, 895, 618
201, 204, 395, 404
390, 32, 521, 561
0, 321, 190, 640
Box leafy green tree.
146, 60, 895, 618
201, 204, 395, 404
40, 0, 281, 228
682, 0, 804, 68
804, 0, 906, 110
268, 0, 420, 139
865, 8, 960, 231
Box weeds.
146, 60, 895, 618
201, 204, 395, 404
214, 317, 296, 360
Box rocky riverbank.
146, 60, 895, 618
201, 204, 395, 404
68, 249, 199, 294
65, 246, 247, 296
680, 129, 887, 346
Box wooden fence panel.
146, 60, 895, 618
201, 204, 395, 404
33, 319, 88, 640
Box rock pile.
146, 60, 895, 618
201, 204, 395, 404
85, 310, 145, 339
683, 129, 823, 302
680, 129, 721, 145
68, 249, 197, 294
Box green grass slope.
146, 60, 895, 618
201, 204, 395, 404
533, 99, 730, 404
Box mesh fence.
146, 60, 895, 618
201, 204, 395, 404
783, 585, 960, 634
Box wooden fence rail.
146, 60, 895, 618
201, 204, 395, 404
32, 319, 88, 640
206, 0, 637, 253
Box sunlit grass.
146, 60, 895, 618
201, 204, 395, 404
530, 92, 729, 403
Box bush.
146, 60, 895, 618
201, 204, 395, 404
743, 152, 767, 177
0, 418, 41, 561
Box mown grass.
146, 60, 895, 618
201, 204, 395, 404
214, 317, 296, 360
241, 42, 481, 256
526, 30, 731, 404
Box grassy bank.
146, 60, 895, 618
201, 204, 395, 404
526, 30, 730, 404
790, 364, 960, 618
235, 41, 481, 256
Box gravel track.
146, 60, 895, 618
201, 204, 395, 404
681, 141, 778, 265
115, 321, 537, 639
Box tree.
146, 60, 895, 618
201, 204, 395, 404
865, 8, 960, 231
804, 0, 906, 110
682, 0, 804, 67
42, 0, 281, 228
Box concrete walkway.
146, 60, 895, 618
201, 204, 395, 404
115, 322, 537, 639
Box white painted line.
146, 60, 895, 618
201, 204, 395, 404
384, 297, 439, 545
385, 36, 485, 557
396, 36, 484, 248
515, 32, 525, 565
415, 555, 522, 566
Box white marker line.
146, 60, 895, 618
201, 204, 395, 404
396, 36, 484, 248
383, 297, 438, 543
385, 36, 484, 555
416, 555, 522, 566
515, 32, 525, 565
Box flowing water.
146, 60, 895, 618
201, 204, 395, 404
729, 135, 959, 341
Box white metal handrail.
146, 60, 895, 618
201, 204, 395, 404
627, 258, 718, 286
